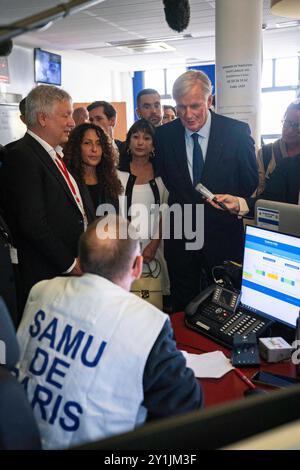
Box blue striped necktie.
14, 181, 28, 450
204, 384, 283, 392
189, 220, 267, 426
191, 132, 204, 186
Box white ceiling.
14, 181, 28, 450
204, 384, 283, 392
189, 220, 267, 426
1, 0, 300, 70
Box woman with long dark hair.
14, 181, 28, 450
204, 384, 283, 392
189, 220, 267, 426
118, 119, 170, 301
64, 123, 122, 213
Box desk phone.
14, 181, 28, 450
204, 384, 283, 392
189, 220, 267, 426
185, 284, 271, 349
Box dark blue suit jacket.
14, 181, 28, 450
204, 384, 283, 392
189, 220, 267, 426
155, 112, 258, 264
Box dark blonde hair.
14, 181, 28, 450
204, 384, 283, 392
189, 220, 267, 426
64, 123, 122, 200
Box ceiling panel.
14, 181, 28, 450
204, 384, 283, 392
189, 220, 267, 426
1, 0, 299, 69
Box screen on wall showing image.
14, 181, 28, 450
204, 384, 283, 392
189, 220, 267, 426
34, 48, 61, 86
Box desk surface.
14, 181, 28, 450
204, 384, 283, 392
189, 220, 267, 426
171, 312, 296, 407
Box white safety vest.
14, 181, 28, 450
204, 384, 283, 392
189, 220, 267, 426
16, 273, 167, 449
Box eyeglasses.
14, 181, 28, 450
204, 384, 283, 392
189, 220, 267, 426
282, 119, 300, 132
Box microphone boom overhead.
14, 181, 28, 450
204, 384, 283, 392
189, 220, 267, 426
0, 40, 13, 56
163, 0, 190, 33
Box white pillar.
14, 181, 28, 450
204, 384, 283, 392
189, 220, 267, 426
215, 0, 263, 147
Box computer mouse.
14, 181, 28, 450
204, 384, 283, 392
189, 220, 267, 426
244, 388, 267, 397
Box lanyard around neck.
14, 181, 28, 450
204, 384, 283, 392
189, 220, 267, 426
55, 154, 81, 204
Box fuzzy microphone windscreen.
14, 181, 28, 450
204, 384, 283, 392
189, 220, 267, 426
0, 40, 13, 56
163, 0, 190, 32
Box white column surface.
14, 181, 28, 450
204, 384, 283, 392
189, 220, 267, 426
215, 0, 263, 146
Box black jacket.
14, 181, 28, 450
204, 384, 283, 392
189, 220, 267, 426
247, 154, 300, 216
1, 133, 94, 302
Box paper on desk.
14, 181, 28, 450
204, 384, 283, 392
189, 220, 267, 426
181, 350, 234, 378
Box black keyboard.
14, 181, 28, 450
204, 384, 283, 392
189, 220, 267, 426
185, 300, 272, 349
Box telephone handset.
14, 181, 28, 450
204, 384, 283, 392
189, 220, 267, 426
185, 284, 240, 318
185, 284, 268, 348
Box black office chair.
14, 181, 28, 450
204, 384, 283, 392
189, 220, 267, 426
0, 296, 41, 449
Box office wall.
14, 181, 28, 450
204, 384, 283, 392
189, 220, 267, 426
1, 45, 134, 128
110, 69, 134, 127
1, 46, 34, 97
73, 101, 127, 141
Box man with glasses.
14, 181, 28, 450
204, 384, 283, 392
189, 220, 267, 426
208, 153, 300, 217
207, 100, 300, 216
256, 100, 300, 195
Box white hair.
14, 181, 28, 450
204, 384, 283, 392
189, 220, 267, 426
26, 84, 72, 128
173, 70, 212, 101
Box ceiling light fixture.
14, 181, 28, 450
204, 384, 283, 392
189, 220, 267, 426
105, 34, 192, 47
275, 20, 300, 27
116, 42, 175, 54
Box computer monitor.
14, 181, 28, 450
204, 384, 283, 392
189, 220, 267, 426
255, 200, 300, 237
34, 48, 61, 86
240, 225, 300, 328
74, 383, 300, 450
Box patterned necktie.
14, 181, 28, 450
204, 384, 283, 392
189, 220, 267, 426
191, 132, 204, 186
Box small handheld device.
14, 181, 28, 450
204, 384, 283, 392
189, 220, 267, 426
251, 371, 300, 389
195, 183, 229, 211
232, 333, 260, 367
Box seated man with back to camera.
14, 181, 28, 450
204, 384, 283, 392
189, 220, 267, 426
15, 215, 202, 449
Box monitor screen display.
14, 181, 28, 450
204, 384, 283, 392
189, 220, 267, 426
34, 49, 61, 85
240, 225, 300, 328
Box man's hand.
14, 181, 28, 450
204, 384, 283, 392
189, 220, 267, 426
208, 194, 240, 214
142, 239, 160, 264
70, 258, 82, 276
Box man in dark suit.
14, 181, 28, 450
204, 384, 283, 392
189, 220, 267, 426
155, 70, 258, 311
210, 153, 300, 216
1, 85, 93, 308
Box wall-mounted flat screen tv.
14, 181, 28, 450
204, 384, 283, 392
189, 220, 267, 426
34, 48, 61, 85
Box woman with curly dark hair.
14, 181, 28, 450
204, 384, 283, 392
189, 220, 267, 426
64, 123, 122, 214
